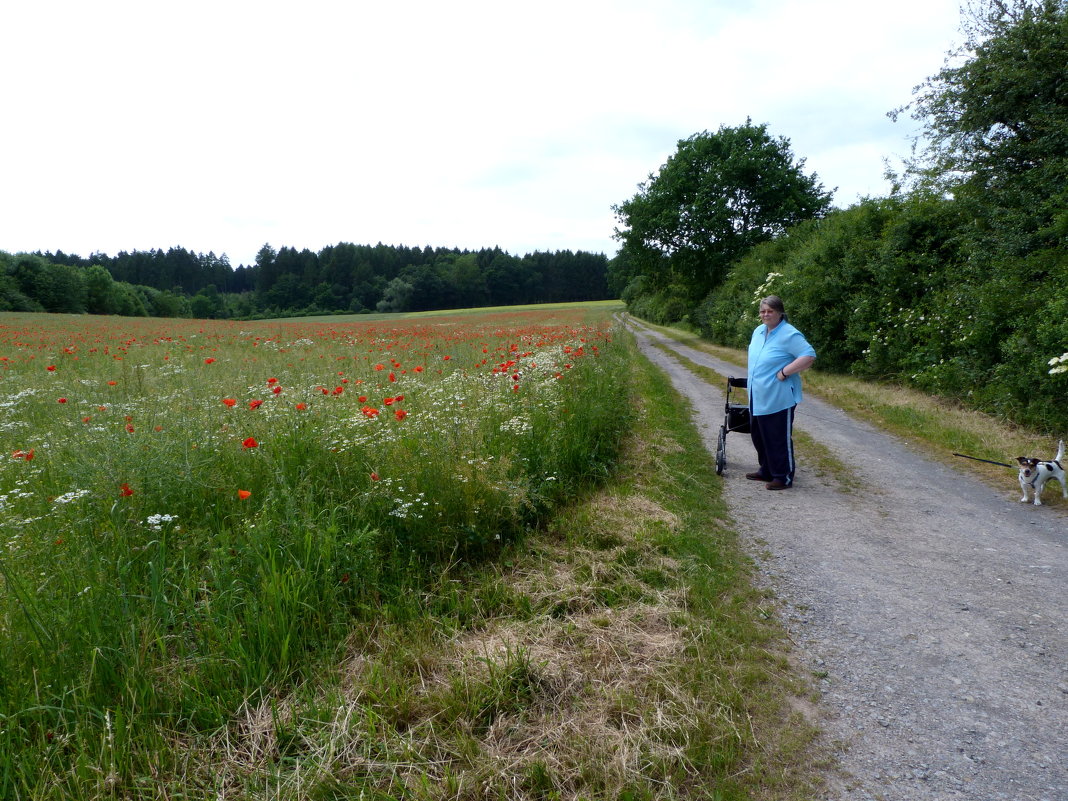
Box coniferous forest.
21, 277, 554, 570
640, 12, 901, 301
0, 243, 612, 319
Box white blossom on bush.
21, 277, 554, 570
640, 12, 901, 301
1048, 352, 1068, 375
753, 272, 783, 300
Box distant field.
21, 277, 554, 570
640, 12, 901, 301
275, 298, 625, 323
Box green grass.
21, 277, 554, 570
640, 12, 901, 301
279, 299, 625, 324
0, 308, 637, 798
0, 308, 829, 798
140, 327, 826, 799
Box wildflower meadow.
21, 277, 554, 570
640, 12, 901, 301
0, 305, 632, 797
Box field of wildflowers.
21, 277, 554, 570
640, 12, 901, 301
0, 305, 632, 797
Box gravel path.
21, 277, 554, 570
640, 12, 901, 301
627, 318, 1068, 801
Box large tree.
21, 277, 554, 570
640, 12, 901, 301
612, 121, 832, 307
894, 0, 1067, 247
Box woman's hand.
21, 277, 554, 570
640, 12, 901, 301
778, 355, 815, 381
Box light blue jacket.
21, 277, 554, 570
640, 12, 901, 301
747, 320, 816, 416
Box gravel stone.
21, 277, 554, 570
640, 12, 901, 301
630, 319, 1068, 801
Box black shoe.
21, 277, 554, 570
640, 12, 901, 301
745, 471, 769, 481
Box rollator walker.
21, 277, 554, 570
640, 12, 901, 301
715, 376, 750, 475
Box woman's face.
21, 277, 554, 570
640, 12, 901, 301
759, 304, 783, 328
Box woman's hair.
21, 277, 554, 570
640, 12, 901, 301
759, 295, 786, 316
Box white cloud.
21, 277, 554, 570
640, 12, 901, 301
0, 0, 963, 266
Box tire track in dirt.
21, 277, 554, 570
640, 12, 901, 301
627, 317, 1067, 801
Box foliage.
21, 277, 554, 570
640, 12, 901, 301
19, 243, 615, 321
897, 1, 1067, 197
696, 187, 1068, 431
624, 283, 697, 326
612, 121, 832, 313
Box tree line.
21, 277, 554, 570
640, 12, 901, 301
611, 0, 1068, 432
0, 243, 612, 319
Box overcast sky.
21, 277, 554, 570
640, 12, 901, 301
1, 0, 964, 268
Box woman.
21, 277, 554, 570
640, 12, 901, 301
746, 295, 816, 490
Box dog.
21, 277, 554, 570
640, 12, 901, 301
1017, 440, 1066, 506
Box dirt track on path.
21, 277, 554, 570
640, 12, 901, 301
627, 318, 1068, 801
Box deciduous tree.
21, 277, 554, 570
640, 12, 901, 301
895, 0, 1067, 247
612, 121, 831, 309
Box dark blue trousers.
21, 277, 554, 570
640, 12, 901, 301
750, 405, 796, 486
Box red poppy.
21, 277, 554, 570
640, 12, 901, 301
295, 402, 307, 411
107, 380, 117, 386
332, 386, 344, 395
248, 400, 264, 410
361, 406, 379, 418
46, 365, 56, 371
119, 483, 134, 496
266, 377, 278, 385
237, 489, 252, 500
57, 397, 67, 404
83, 416, 91, 423
222, 398, 237, 407
383, 397, 395, 406
388, 372, 396, 382
370, 472, 380, 481
243, 437, 259, 449
204, 358, 215, 364
394, 409, 408, 420
271, 385, 282, 394
12, 449, 34, 461
358, 395, 367, 403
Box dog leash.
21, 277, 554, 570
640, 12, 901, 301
952, 453, 1014, 468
